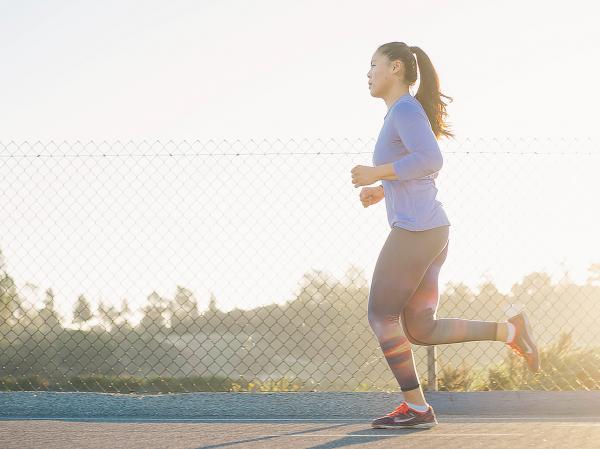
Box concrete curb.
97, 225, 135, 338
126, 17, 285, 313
1, 391, 600, 419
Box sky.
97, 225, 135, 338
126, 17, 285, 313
1, 0, 599, 325
1, 0, 599, 141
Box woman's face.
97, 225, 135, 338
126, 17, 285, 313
367, 51, 402, 98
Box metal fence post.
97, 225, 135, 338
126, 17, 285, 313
427, 345, 437, 391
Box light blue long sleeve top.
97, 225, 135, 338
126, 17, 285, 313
372, 92, 451, 231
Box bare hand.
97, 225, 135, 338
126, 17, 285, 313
359, 186, 384, 208
351, 165, 378, 188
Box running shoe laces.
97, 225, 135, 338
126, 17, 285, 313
387, 402, 410, 416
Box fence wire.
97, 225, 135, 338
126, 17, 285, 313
0, 138, 599, 393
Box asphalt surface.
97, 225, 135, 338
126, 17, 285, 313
2, 415, 600, 449
2, 391, 600, 448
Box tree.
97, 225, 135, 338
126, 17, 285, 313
73, 294, 93, 329
39, 288, 61, 331
170, 286, 199, 333
0, 248, 23, 327
139, 291, 168, 334
208, 292, 219, 313
97, 300, 120, 331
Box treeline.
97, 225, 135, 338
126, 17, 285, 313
1, 248, 599, 391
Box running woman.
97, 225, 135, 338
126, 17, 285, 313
351, 42, 540, 430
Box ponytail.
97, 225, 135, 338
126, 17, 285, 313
377, 42, 454, 139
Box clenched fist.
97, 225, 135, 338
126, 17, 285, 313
359, 185, 384, 208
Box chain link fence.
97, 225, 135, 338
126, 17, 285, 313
1, 138, 599, 393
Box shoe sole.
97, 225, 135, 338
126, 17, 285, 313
521, 312, 541, 372
510, 312, 540, 372
371, 421, 437, 429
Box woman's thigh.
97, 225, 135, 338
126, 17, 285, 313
405, 238, 449, 311
399, 239, 449, 338
367, 225, 449, 321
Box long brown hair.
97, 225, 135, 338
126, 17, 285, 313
377, 42, 454, 139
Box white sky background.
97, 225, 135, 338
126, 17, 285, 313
1, 0, 599, 324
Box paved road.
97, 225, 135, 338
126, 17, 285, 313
2, 415, 600, 449
2, 391, 600, 448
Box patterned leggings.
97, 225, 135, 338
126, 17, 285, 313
367, 225, 498, 392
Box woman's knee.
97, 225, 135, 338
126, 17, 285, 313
403, 307, 436, 344
367, 309, 390, 336
367, 308, 401, 339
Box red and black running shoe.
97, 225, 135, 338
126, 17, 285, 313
507, 311, 540, 373
371, 401, 438, 429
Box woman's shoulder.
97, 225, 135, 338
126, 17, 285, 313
390, 96, 426, 119
389, 95, 435, 135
